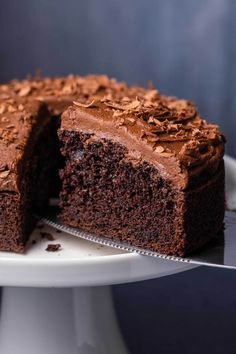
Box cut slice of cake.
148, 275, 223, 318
58, 87, 225, 256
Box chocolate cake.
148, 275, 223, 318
0, 75, 225, 255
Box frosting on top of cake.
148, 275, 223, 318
0, 75, 125, 114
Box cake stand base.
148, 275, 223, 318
0, 286, 128, 354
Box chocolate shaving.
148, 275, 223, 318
146, 135, 159, 143
112, 110, 124, 117
18, 104, 25, 111
8, 105, 17, 113
46, 244, 61, 252
0, 105, 6, 114
160, 152, 174, 157
155, 146, 165, 153
103, 99, 140, 111
73, 99, 99, 108
1, 116, 9, 123
144, 90, 159, 101
0, 163, 7, 172
18, 86, 32, 97
0, 170, 10, 179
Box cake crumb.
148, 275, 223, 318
46, 244, 61, 252
40, 232, 55, 241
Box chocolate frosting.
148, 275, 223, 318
0, 75, 125, 115
0, 74, 225, 191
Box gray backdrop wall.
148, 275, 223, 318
1, 1, 236, 353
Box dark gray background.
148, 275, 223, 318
1, 1, 236, 353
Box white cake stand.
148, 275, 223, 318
0, 155, 235, 354
0, 225, 197, 354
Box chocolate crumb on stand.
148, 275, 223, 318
45, 244, 61, 252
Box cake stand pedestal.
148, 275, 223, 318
0, 287, 129, 354
0, 229, 196, 354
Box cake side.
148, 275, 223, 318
184, 160, 225, 254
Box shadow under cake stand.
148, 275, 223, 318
0, 155, 235, 354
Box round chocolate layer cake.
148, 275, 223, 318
0, 75, 225, 255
